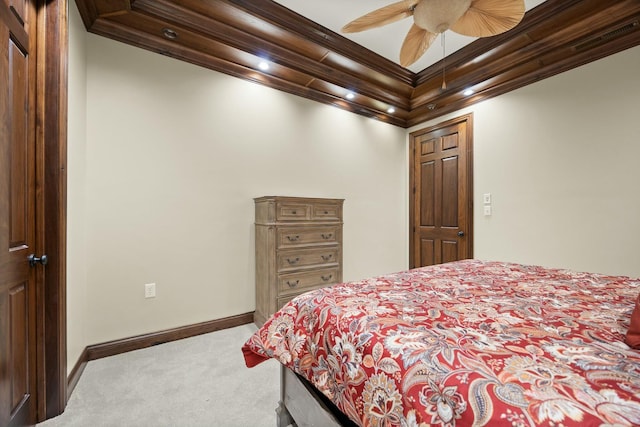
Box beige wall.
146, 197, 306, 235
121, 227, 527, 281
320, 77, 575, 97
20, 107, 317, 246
67, 2, 88, 372
68, 11, 640, 372
410, 45, 640, 277
81, 35, 408, 345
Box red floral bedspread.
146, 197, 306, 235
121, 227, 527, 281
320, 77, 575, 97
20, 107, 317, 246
242, 260, 640, 426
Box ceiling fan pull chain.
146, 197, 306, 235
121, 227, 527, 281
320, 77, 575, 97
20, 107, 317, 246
441, 32, 447, 90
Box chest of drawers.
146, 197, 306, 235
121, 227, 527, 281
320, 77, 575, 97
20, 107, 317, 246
254, 196, 344, 326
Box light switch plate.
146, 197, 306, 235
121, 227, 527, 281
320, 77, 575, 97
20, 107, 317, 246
484, 206, 492, 216
483, 193, 492, 204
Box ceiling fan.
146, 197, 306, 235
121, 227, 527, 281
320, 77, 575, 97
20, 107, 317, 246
342, 0, 526, 67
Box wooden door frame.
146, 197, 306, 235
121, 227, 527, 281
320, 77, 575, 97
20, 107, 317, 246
409, 113, 474, 269
35, 0, 68, 421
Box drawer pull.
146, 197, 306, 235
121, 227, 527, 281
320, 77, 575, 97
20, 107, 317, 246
321, 274, 333, 282
286, 280, 299, 288
286, 235, 300, 242
321, 233, 333, 240
321, 254, 333, 261
324, 211, 329, 214
287, 257, 300, 265
292, 210, 297, 214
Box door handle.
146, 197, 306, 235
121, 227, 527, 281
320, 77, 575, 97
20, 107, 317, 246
28, 254, 48, 267
457, 231, 465, 237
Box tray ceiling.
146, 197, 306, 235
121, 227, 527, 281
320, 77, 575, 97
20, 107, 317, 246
75, 0, 640, 127
273, 0, 548, 73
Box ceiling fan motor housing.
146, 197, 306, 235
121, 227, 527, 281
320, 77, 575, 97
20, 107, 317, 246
414, 0, 472, 33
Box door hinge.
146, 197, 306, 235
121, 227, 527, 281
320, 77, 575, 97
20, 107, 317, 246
412, 187, 416, 194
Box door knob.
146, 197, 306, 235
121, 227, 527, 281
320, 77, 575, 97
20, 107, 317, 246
457, 231, 465, 237
28, 254, 48, 267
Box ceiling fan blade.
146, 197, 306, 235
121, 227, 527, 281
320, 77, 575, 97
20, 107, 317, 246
450, 0, 525, 37
400, 24, 438, 67
342, 0, 419, 33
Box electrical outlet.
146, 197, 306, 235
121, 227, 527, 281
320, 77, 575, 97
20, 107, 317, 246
144, 283, 156, 298
484, 206, 492, 216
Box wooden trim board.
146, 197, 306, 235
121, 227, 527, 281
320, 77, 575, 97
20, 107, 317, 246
66, 312, 254, 397
66, 347, 88, 401
72, 0, 640, 127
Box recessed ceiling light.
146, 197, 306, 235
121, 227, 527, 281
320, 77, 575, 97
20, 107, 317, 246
463, 89, 475, 96
258, 61, 270, 71
387, 107, 396, 114
346, 92, 355, 100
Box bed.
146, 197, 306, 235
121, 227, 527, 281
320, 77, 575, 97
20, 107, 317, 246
242, 259, 640, 426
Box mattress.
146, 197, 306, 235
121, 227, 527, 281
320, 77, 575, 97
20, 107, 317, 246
243, 260, 640, 426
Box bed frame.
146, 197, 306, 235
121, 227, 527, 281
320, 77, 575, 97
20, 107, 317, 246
277, 365, 357, 427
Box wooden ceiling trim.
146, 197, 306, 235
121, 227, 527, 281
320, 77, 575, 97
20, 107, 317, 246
226, 0, 415, 86
409, 1, 640, 124
128, 0, 411, 109
415, 0, 640, 87
311, 78, 408, 114
410, 32, 533, 108
319, 52, 414, 100
306, 79, 409, 124
413, 3, 598, 100
87, 10, 410, 122
165, 0, 413, 100
86, 15, 278, 79
143, 0, 414, 99
411, 10, 618, 109
74, 0, 100, 28
407, 63, 547, 127
105, 13, 280, 69
73, 0, 416, 126
414, 0, 584, 86
408, 21, 640, 126
89, 13, 411, 127
92, 0, 130, 16
135, 0, 330, 63
75, 0, 640, 128
85, 17, 320, 98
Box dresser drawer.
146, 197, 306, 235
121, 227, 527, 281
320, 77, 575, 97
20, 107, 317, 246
278, 268, 340, 296
277, 247, 340, 272
312, 203, 341, 221
277, 282, 335, 309
276, 202, 311, 221
277, 226, 340, 248
277, 295, 296, 310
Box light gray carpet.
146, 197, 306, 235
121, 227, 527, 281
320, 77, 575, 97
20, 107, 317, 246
38, 324, 280, 427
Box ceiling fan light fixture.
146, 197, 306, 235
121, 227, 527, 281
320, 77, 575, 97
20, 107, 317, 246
342, 0, 525, 67
413, 0, 471, 33
346, 92, 356, 100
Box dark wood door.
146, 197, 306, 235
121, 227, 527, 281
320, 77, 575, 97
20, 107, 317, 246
1, 0, 38, 425
410, 114, 473, 268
